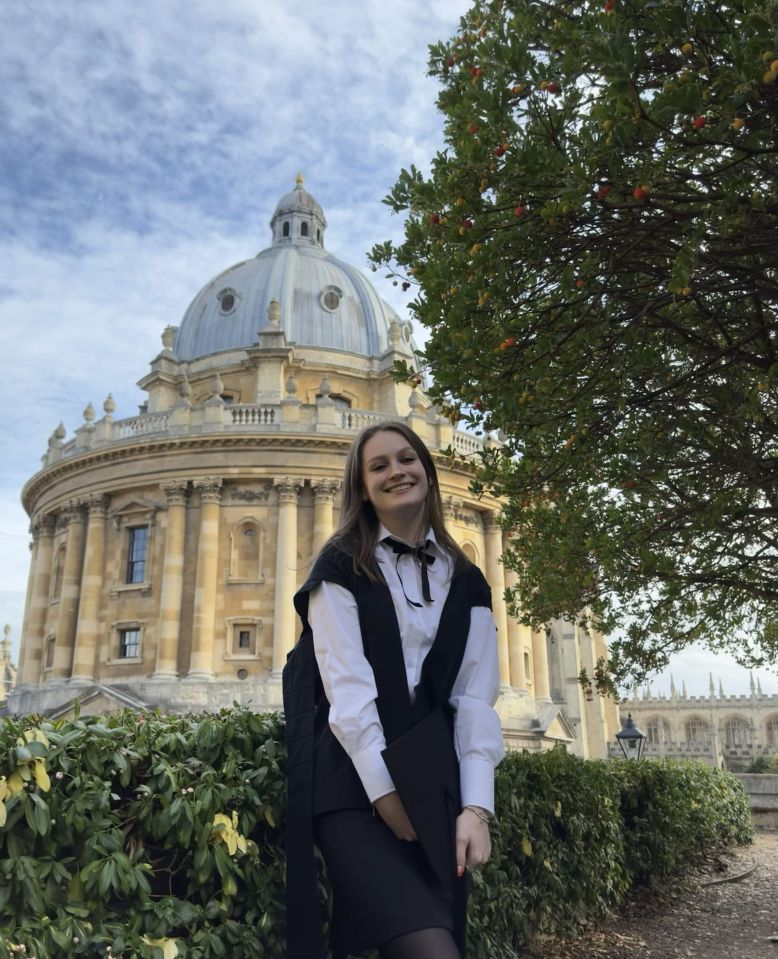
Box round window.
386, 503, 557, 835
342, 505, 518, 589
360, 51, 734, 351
217, 288, 237, 314
321, 286, 343, 312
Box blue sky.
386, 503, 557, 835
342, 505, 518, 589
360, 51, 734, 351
0, 0, 775, 699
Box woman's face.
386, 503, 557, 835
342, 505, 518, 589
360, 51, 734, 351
361, 429, 429, 532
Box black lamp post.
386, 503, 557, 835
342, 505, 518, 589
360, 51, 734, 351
615, 712, 647, 760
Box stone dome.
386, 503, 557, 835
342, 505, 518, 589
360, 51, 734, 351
173, 176, 408, 361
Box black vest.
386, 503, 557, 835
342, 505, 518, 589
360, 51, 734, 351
283, 543, 492, 959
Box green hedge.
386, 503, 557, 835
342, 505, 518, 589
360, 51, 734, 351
0, 708, 753, 959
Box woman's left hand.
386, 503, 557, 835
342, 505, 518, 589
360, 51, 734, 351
455, 807, 491, 878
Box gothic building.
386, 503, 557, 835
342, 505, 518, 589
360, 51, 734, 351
8, 177, 619, 758
614, 674, 778, 770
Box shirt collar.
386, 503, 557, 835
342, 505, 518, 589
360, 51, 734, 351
376, 525, 444, 561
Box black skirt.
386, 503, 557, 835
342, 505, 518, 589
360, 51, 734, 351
314, 807, 462, 958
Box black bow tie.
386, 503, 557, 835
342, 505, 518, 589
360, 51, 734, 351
384, 537, 435, 605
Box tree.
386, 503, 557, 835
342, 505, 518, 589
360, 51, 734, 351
370, 0, 778, 688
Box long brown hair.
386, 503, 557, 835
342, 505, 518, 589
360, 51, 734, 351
325, 421, 469, 579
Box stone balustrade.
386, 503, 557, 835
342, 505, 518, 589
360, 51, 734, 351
49, 403, 487, 466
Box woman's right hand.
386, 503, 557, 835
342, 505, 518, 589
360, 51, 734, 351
373, 791, 417, 841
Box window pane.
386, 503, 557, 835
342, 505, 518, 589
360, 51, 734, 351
119, 628, 140, 658
126, 527, 148, 583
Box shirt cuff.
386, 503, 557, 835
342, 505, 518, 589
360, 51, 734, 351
460, 756, 495, 815
350, 743, 396, 803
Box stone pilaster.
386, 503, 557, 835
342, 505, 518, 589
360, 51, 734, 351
70, 495, 108, 683
186, 478, 222, 680
532, 628, 552, 702
311, 479, 339, 556
272, 477, 301, 673
504, 565, 528, 692
17, 515, 56, 686
50, 504, 87, 681
154, 480, 189, 679
484, 512, 511, 687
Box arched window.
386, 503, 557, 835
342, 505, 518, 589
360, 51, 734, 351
283, 221, 290, 237
685, 717, 711, 747
229, 519, 265, 582
725, 717, 751, 749
461, 542, 478, 565
301, 222, 309, 237
766, 717, 778, 748
51, 545, 66, 600
646, 717, 672, 746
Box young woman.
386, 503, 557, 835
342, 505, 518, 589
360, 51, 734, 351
284, 422, 504, 959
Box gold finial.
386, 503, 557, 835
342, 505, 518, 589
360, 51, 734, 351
295, 172, 304, 187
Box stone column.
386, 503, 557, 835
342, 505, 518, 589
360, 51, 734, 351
311, 479, 339, 556
272, 477, 301, 674
154, 480, 189, 679
70, 495, 108, 684
578, 624, 608, 759
17, 516, 56, 686
504, 565, 528, 692
186, 477, 222, 680
532, 628, 552, 701
51, 504, 87, 681
484, 512, 511, 687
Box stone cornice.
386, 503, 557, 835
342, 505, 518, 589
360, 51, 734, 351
22, 433, 495, 515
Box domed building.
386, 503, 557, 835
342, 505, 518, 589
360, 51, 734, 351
9, 177, 618, 757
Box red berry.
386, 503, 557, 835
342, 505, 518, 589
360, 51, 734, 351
633, 186, 649, 201
447, 58, 456, 67
546, 82, 560, 93
430, 213, 440, 224
505, 335, 517, 347
595, 184, 611, 199
495, 145, 506, 157
575, 279, 585, 289
463, 219, 473, 229
604, 0, 615, 10
514, 205, 525, 217
692, 115, 707, 129
470, 66, 482, 77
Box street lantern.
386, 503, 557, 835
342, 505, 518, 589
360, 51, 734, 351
615, 712, 647, 760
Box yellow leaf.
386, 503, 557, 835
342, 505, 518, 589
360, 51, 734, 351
225, 831, 237, 856
264, 806, 276, 828
237, 833, 248, 855
231, 810, 239, 829
8, 770, 25, 797
0, 800, 6, 828
213, 813, 231, 829
521, 837, 533, 857
141, 936, 179, 959
0, 777, 7, 802
33, 760, 51, 793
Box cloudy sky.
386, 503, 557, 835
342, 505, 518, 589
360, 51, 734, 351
1, 0, 775, 700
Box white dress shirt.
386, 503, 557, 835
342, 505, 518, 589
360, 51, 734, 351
309, 526, 505, 814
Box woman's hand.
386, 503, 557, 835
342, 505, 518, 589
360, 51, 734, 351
373, 791, 417, 841
455, 806, 491, 877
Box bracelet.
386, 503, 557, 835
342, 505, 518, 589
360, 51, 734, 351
464, 805, 492, 824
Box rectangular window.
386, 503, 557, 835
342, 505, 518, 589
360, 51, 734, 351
231, 623, 257, 656
119, 628, 141, 659
126, 527, 148, 584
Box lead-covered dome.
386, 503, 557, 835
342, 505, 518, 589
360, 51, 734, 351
173, 177, 408, 361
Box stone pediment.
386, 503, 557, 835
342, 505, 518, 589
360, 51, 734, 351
532, 703, 576, 743
44, 684, 150, 720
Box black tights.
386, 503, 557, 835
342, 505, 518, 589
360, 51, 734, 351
379, 926, 461, 959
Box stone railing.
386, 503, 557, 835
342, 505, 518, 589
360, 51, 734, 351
46, 404, 487, 466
